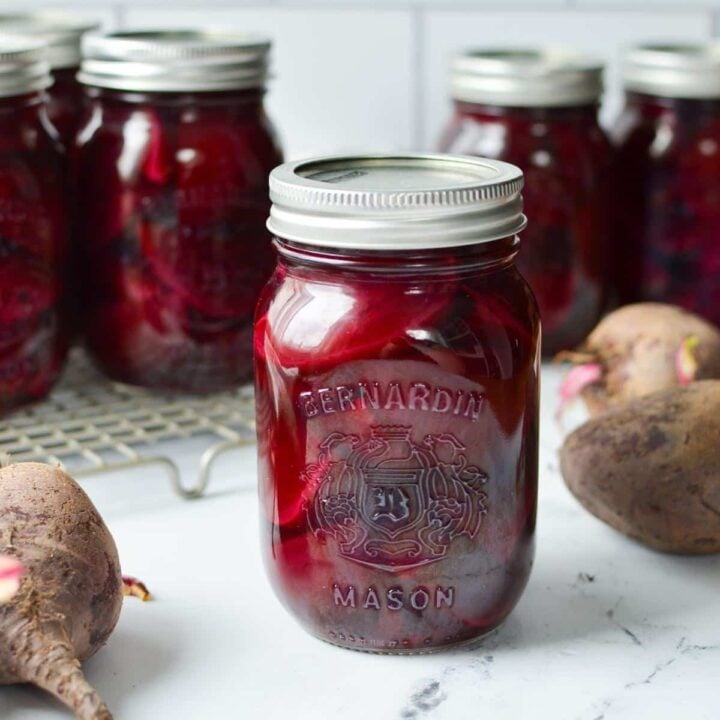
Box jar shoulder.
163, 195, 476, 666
614, 102, 720, 166
0, 110, 64, 167
440, 111, 611, 191
441, 109, 608, 148
75, 99, 283, 186
256, 265, 539, 378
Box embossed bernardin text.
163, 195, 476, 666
302, 426, 488, 571
298, 380, 485, 422
332, 584, 455, 610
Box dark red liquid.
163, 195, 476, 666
614, 92, 720, 323
439, 103, 612, 355
76, 88, 283, 391
0, 92, 70, 413
255, 238, 539, 652
46, 66, 86, 148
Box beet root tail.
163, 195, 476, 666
19, 638, 113, 720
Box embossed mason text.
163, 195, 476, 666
298, 381, 484, 422
332, 584, 455, 610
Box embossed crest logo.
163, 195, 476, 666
301, 426, 488, 571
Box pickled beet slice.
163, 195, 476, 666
261, 278, 452, 372
0, 318, 61, 403
142, 109, 174, 185
139, 218, 266, 319
177, 118, 258, 209
0, 259, 55, 325
0, 93, 69, 412
440, 103, 611, 353
180, 306, 248, 343
75, 129, 132, 248
462, 284, 537, 359
0, 317, 37, 354
255, 251, 539, 649
613, 94, 720, 325
0, 164, 68, 261
77, 87, 282, 391
84, 300, 186, 385
119, 263, 186, 335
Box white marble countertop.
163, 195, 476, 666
1, 366, 718, 720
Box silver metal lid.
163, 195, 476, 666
451, 48, 604, 107
267, 154, 526, 251
0, 35, 52, 98
623, 44, 720, 99
79, 30, 270, 92
0, 13, 99, 69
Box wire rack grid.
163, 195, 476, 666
0, 352, 257, 499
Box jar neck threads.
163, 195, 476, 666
625, 90, 720, 116
274, 236, 520, 278
85, 86, 267, 109
454, 100, 600, 123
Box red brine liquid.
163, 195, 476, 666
76, 88, 282, 391
255, 238, 539, 651
0, 92, 70, 412
613, 92, 720, 322
440, 103, 612, 355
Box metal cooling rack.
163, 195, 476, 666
0, 351, 256, 499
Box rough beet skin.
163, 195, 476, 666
560, 381, 720, 554
0, 463, 123, 719
559, 302, 720, 416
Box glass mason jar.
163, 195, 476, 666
76, 31, 283, 392
0, 13, 99, 145
0, 38, 70, 413
439, 50, 612, 356
255, 154, 540, 652
614, 45, 720, 321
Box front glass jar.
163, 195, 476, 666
76, 31, 283, 391
0, 38, 70, 413
614, 45, 720, 322
439, 50, 612, 356
255, 155, 540, 652
0, 13, 99, 145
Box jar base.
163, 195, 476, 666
87, 354, 252, 395
310, 626, 500, 656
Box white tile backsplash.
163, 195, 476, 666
277, 0, 570, 6
421, 9, 712, 147
577, 0, 719, 6
0, 2, 715, 154
122, 6, 415, 159
0, 4, 116, 24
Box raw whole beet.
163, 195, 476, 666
560, 381, 720, 554
559, 303, 720, 416
0, 463, 123, 719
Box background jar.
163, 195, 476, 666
438, 49, 612, 356
0, 37, 70, 413
255, 154, 540, 653
614, 44, 720, 323
0, 13, 99, 146
76, 31, 283, 392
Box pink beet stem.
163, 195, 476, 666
556, 363, 603, 422
0, 567, 22, 581
0, 562, 23, 583
675, 335, 700, 386
122, 575, 152, 601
